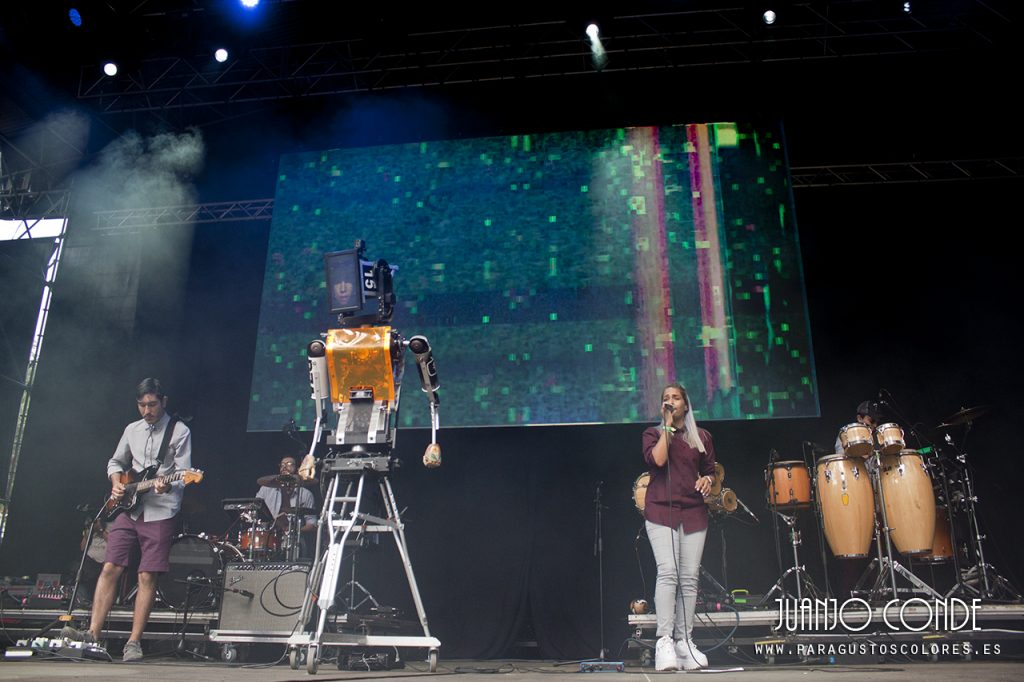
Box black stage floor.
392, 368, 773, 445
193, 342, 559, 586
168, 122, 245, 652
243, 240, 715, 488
0, 659, 1023, 681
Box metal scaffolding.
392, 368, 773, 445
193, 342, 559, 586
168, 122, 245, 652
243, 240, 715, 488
790, 158, 1024, 187
0, 190, 70, 544
74, 3, 1012, 117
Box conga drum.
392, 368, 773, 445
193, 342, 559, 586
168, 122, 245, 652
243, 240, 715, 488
838, 423, 873, 458
816, 455, 875, 558
879, 449, 936, 555
766, 461, 811, 509
919, 507, 954, 564
632, 472, 650, 514
875, 423, 906, 456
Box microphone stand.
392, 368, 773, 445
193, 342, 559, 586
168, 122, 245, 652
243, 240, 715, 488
31, 504, 107, 641
166, 575, 217, 661
593, 481, 608, 661
557, 482, 613, 669
163, 576, 255, 661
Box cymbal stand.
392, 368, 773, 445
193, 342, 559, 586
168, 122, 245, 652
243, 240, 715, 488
240, 510, 261, 562
855, 452, 941, 601
929, 450, 970, 598
278, 485, 302, 563
943, 427, 1021, 601
281, 512, 301, 562
759, 512, 822, 603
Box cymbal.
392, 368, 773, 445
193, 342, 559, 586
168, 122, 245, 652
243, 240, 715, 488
937, 405, 990, 428
257, 474, 314, 489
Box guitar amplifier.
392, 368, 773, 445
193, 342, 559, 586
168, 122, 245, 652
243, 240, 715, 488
217, 562, 311, 635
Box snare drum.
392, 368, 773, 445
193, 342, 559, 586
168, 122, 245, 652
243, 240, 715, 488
839, 423, 873, 458
879, 449, 936, 555
816, 455, 875, 558
875, 423, 906, 456
766, 461, 811, 509
632, 472, 650, 513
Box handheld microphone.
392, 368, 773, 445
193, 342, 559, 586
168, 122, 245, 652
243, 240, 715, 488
663, 403, 675, 412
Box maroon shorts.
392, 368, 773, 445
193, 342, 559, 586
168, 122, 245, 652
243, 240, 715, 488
105, 514, 177, 573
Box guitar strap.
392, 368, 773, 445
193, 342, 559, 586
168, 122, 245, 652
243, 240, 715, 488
157, 415, 181, 470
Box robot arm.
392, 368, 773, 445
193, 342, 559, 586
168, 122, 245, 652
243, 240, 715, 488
408, 335, 439, 405
407, 335, 442, 468
299, 339, 330, 480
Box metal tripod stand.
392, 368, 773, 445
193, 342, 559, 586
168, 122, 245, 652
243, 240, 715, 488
940, 427, 1021, 602
760, 512, 823, 603
290, 456, 439, 674
853, 451, 941, 601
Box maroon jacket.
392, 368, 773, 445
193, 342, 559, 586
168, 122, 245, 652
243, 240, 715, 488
642, 425, 717, 533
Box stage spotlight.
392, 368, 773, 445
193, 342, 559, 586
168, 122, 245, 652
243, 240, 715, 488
103, 62, 118, 77
68, 8, 82, 27
215, 48, 229, 63
762, 9, 777, 25
585, 22, 607, 71
902, 2, 911, 12
240, 0, 260, 8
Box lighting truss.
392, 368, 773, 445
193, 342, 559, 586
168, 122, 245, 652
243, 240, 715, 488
90, 198, 275, 236
790, 158, 1024, 187
0, 190, 70, 544
75, 3, 1011, 115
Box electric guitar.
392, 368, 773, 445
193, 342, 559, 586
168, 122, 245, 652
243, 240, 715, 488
103, 466, 204, 520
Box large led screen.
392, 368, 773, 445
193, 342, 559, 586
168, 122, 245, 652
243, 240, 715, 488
248, 122, 818, 430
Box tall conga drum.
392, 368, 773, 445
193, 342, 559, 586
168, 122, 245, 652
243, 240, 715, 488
816, 455, 875, 558
919, 508, 954, 564
879, 450, 936, 555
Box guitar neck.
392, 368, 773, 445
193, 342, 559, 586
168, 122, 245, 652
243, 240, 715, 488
129, 469, 186, 493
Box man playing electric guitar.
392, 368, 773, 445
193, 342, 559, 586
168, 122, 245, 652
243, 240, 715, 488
63, 378, 192, 662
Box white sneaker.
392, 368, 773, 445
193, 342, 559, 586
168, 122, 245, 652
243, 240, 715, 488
655, 636, 679, 671
675, 639, 707, 669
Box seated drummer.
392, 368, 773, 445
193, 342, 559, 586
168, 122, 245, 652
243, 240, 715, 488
255, 456, 317, 557
833, 400, 880, 455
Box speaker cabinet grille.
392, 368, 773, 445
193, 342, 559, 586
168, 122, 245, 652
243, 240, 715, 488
218, 562, 311, 634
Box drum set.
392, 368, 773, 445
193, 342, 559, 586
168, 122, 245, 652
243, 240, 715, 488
762, 404, 1019, 603
155, 474, 317, 611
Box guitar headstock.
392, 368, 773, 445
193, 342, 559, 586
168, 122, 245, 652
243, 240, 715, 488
181, 469, 204, 485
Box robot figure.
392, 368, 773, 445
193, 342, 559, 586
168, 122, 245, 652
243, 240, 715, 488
302, 239, 440, 469
291, 240, 441, 674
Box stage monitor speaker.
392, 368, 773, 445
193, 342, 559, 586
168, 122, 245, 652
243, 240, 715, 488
218, 562, 311, 635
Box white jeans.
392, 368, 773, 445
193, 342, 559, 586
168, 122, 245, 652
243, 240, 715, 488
646, 520, 707, 640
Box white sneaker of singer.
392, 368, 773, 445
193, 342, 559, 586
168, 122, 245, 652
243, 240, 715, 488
675, 638, 707, 669
654, 636, 679, 671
